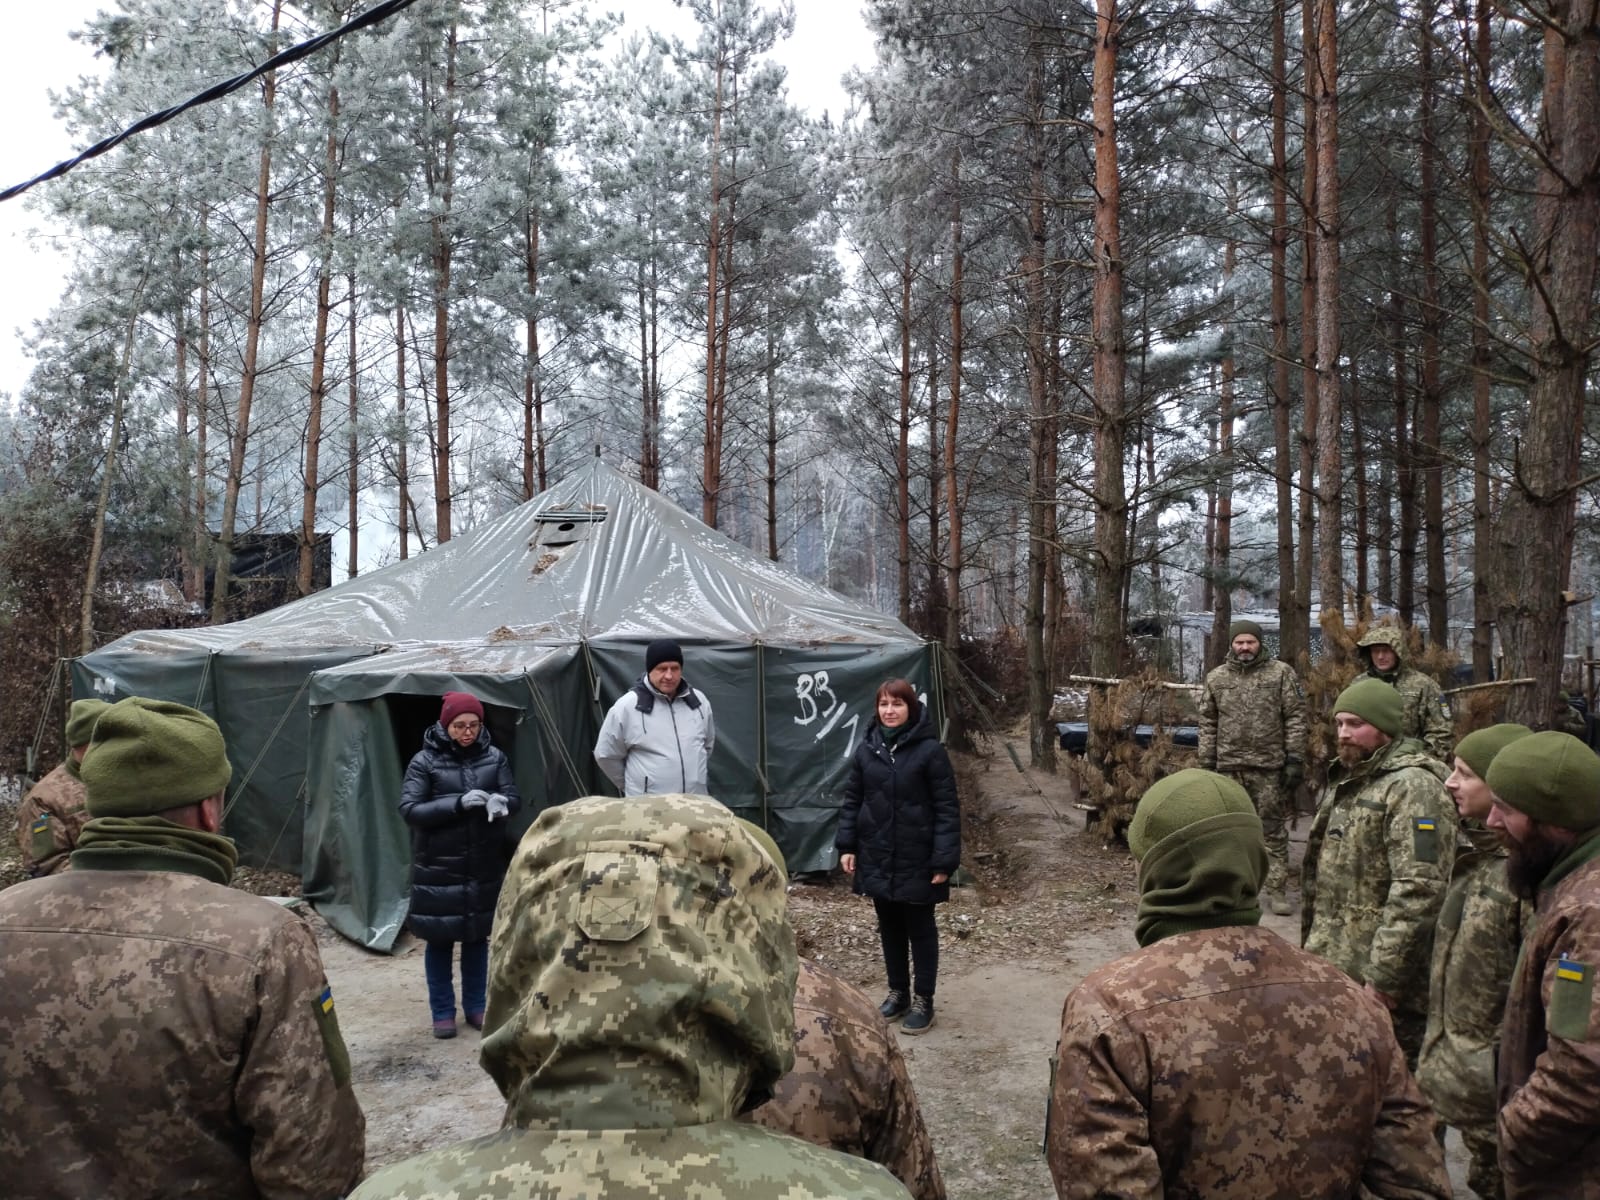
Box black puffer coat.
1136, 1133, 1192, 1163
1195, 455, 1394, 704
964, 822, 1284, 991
836, 711, 961, 904
399, 723, 522, 942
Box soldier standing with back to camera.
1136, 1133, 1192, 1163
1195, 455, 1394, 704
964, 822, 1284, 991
1197, 619, 1307, 915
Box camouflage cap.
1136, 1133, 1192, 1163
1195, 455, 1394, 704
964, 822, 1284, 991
64, 698, 111, 748
1487, 730, 1600, 832
1333, 677, 1404, 737
1454, 723, 1533, 781
80, 697, 232, 816
1357, 625, 1407, 664
481, 793, 797, 1131
736, 817, 788, 886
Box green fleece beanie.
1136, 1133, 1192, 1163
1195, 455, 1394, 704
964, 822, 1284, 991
1333, 677, 1404, 737
65, 699, 111, 748
81, 697, 232, 817
1487, 730, 1600, 832
1129, 768, 1257, 860
1455, 723, 1533, 781
1229, 619, 1264, 641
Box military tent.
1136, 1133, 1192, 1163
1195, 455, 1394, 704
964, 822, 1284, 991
73, 459, 936, 947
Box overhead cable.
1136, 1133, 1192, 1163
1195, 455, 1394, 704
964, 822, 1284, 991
0, 0, 422, 204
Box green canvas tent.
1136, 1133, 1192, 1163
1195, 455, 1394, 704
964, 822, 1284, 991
74, 460, 936, 947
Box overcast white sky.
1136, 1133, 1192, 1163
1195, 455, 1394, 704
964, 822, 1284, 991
0, 0, 875, 403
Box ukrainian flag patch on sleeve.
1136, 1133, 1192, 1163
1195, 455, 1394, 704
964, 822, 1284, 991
1551, 955, 1596, 1042
1412, 816, 1440, 863
311, 983, 351, 1088
319, 985, 335, 1014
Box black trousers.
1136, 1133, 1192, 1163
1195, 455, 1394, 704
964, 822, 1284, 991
874, 897, 939, 998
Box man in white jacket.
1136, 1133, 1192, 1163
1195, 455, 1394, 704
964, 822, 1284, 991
594, 640, 716, 796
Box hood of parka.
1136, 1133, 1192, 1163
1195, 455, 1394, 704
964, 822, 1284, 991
480, 793, 796, 1132
1358, 626, 1407, 678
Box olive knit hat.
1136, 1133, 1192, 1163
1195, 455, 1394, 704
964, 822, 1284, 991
1128, 768, 1258, 860
1229, 619, 1264, 641
1333, 677, 1404, 737
80, 697, 232, 817
1486, 730, 1600, 832
1455, 723, 1533, 781
64, 698, 111, 748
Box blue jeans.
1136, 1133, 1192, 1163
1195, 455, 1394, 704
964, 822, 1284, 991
423, 939, 488, 1021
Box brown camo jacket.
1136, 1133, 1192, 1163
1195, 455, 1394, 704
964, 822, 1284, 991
0, 867, 365, 1199
1047, 924, 1450, 1200
1497, 835, 1600, 1199
750, 956, 944, 1200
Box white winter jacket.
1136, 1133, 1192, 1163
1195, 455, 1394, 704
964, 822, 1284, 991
593, 677, 716, 797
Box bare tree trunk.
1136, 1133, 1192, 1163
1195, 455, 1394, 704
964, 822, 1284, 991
1351, 359, 1370, 607
1023, 37, 1056, 771
299, 76, 340, 597
926, 341, 943, 637
1418, 0, 1448, 645
702, 20, 727, 528
193, 223, 210, 604
765, 318, 779, 561
1270, 0, 1299, 665
524, 206, 547, 499
897, 247, 913, 624
431, 21, 459, 545
1089, 0, 1128, 680
346, 257, 358, 578
81, 277, 148, 653
1391, 199, 1419, 624
175, 302, 193, 598
1312, 0, 1344, 625
1488, 0, 1600, 724
1468, 0, 1495, 680
396, 303, 410, 561
1296, 0, 1319, 644
211, 0, 282, 624
1209, 205, 1237, 669
943, 149, 965, 654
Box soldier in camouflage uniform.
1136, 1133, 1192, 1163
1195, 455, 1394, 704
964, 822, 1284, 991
0, 697, 364, 1200
735, 820, 943, 1200
1486, 732, 1600, 1199
14, 698, 108, 877
1357, 626, 1454, 760
1197, 618, 1307, 914
1047, 769, 1450, 1199
352, 793, 911, 1200
1302, 677, 1457, 1068
1417, 723, 1534, 1200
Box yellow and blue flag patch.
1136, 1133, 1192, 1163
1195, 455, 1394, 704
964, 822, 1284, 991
319, 985, 335, 1014
1551, 956, 1595, 1042
30, 815, 49, 835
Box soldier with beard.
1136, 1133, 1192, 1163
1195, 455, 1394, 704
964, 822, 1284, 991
1302, 677, 1457, 1067
1417, 723, 1535, 1200
1197, 619, 1307, 915
1485, 730, 1600, 1198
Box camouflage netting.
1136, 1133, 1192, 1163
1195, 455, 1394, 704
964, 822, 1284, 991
1065, 670, 1198, 838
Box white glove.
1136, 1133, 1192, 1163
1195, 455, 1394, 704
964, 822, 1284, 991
485, 793, 510, 822
461, 789, 491, 811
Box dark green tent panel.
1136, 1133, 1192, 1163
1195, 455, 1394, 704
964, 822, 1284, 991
74, 461, 933, 948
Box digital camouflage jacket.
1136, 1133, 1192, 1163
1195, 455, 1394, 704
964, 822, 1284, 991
751, 957, 943, 1200
1498, 830, 1600, 1199
351, 794, 909, 1200
1416, 830, 1530, 1128
1197, 651, 1307, 772
0, 866, 365, 1199
15, 761, 88, 877
1358, 628, 1454, 760
1302, 737, 1456, 1016
1047, 924, 1450, 1199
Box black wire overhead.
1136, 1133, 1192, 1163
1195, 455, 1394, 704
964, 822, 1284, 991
0, 0, 423, 204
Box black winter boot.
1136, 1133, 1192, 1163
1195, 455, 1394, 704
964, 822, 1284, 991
878, 989, 911, 1022
900, 994, 935, 1034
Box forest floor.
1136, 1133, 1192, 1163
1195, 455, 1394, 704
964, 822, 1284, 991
0, 747, 1470, 1197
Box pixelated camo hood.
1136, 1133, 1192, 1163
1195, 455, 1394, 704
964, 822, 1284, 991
1357, 626, 1407, 673
479, 794, 797, 1132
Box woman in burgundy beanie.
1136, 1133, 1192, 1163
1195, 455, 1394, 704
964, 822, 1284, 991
398, 691, 522, 1038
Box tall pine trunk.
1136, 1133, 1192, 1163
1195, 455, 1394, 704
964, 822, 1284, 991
1488, 0, 1600, 723
1312, 0, 1344, 625
1270, 0, 1299, 666
1468, 0, 1495, 680
299, 75, 340, 597
897, 248, 913, 624
1418, 0, 1448, 645
430, 21, 459, 545
943, 150, 965, 654
212, 0, 282, 624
